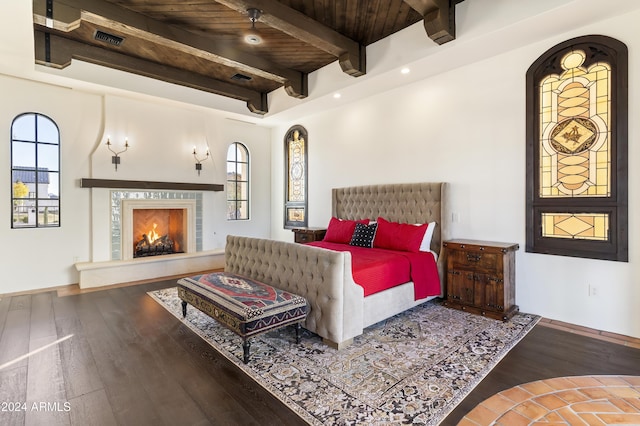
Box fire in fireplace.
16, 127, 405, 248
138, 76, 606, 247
132, 208, 185, 258
135, 223, 175, 257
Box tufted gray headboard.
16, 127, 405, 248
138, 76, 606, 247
331, 182, 447, 257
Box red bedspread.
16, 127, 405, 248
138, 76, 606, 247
307, 241, 441, 300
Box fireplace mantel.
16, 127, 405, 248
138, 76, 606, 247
80, 178, 223, 191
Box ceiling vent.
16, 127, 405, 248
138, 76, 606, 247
94, 30, 124, 46
231, 73, 252, 81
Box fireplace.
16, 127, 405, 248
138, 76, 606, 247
76, 189, 224, 290
132, 208, 185, 257
120, 198, 196, 260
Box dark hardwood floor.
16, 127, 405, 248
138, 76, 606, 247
1, 280, 639, 426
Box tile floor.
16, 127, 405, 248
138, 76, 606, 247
459, 375, 640, 425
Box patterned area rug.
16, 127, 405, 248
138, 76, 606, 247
150, 288, 540, 425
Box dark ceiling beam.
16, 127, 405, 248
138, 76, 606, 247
32, 0, 307, 99
403, 0, 456, 45
33, 31, 268, 114
213, 0, 366, 77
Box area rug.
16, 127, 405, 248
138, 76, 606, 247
149, 288, 540, 425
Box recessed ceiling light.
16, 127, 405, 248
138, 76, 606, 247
244, 33, 263, 45
333, 93, 342, 99
401, 67, 410, 74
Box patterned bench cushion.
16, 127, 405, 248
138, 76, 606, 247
177, 272, 307, 337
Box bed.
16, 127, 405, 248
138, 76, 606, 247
224, 182, 447, 348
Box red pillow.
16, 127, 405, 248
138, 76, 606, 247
323, 217, 368, 244
373, 217, 428, 252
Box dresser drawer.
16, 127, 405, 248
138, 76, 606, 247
292, 228, 326, 244
295, 232, 313, 243
449, 249, 501, 272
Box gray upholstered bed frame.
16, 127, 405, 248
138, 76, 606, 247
225, 182, 447, 349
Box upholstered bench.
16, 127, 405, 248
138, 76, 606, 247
177, 272, 308, 363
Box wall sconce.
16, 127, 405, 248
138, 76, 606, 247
106, 136, 129, 171
193, 147, 209, 176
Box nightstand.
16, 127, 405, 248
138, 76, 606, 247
443, 239, 519, 321
291, 227, 327, 244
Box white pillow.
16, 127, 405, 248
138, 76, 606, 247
419, 221, 437, 252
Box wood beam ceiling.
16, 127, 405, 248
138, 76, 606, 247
213, 0, 366, 76
30, 0, 463, 114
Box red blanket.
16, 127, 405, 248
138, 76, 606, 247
307, 242, 441, 300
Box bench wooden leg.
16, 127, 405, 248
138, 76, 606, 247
242, 339, 251, 364
181, 301, 187, 318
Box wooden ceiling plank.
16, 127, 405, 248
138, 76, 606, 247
402, 0, 456, 44
367, 1, 386, 46
334, 0, 347, 31
34, 30, 268, 114
344, 0, 362, 40
33, 0, 307, 98
213, 0, 366, 76
381, 1, 405, 38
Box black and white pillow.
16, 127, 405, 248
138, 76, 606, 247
349, 223, 378, 248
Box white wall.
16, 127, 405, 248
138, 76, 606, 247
269, 10, 640, 339
0, 77, 272, 294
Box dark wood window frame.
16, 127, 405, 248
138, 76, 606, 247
525, 35, 628, 261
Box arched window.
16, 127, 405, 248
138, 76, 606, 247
226, 142, 249, 220
525, 35, 628, 261
284, 125, 308, 229
11, 113, 60, 228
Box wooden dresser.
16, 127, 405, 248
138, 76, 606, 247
443, 239, 519, 321
291, 227, 327, 244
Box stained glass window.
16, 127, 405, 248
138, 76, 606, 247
284, 125, 308, 228
287, 132, 305, 203
526, 35, 627, 261
541, 213, 609, 241
539, 50, 610, 200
